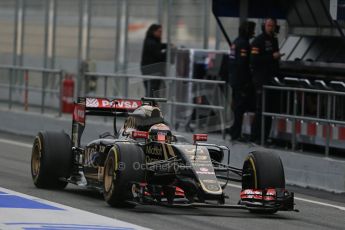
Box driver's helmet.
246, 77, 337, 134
148, 123, 172, 143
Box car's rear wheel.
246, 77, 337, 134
103, 143, 145, 207
31, 131, 72, 189
242, 151, 285, 214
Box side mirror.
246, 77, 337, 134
132, 131, 149, 139
193, 134, 208, 144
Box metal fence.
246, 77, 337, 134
0, 64, 230, 136
0, 64, 63, 115
262, 85, 345, 156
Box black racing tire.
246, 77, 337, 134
103, 143, 145, 207
31, 131, 72, 189
242, 151, 285, 214
242, 151, 285, 190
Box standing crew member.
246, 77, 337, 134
228, 21, 256, 141
141, 24, 167, 97
250, 18, 283, 143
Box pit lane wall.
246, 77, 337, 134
0, 107, 344, 194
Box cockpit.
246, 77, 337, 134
119, 105, 172, 142
131, 105, 165, 131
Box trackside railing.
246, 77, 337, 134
82, 71, 229, 137
262, 85, 345, 156
0, 65, 64, 116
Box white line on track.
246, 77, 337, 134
293, 197, 345, 211
1, 137, 345, 212
0, 138, 32, 148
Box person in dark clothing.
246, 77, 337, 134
228, 21, 256, 141
250, 18, 284, 143
141, 24, 167, 97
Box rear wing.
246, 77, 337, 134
71, 97, 142, 147
84, 97, 142, 116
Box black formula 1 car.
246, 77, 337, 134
31, 97, 296, 213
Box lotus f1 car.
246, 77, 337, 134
31, 97, 296, 213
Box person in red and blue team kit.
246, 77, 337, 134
228, 20, 256, 141
250, 18, 284, 144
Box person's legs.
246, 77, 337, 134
145, 80, 160, 97
230, 88, 246, 140
264, 114, 272, 140
251, 88, 262, 142
150, 80, 161, 97
143, 80, 149, 96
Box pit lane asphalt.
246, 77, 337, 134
0, 132, 344, 230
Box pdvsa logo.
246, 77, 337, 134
101, 100, 140, 109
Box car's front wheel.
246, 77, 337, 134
242, 151, 285, 214
103, 143, 145, 207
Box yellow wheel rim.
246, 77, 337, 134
31, 137, 42, 179
104, 148, 118, 193
104, 159, 114, 192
